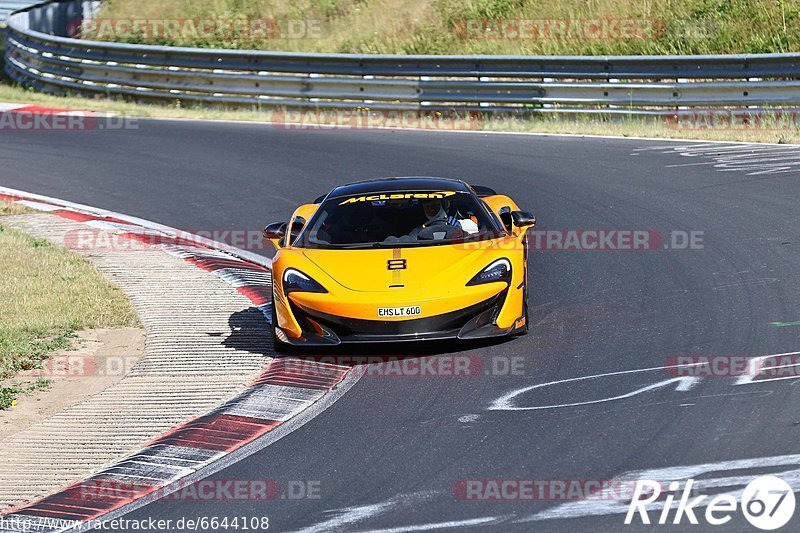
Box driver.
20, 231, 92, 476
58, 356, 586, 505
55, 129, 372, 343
409, 198, 461, 239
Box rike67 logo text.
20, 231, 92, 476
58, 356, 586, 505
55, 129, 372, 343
626, 476, 795, 530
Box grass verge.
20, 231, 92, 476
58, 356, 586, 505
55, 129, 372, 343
90, 0, 800, 55
0, 203, 138, 409
0, 200, 35, 216
1, 83, 799, 144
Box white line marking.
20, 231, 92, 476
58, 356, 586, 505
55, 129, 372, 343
128, 115, 800, 147
352, 516, 509, 532
0, 185, 271, 268
14, 199, 61, 211
643, 143, 800, 176
0, 103, 30, 112
488, 364, 705, 411
735, 351, 800, 385
665, 161, 718, 167
521, 454, 800, 523
288, 492, 436, 533
290, 502, 397, 533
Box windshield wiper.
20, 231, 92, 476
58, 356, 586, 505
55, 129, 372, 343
327, 243, 380, 249
309, 236, 490, 249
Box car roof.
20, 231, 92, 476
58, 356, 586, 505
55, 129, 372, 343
325, 177, 472, 200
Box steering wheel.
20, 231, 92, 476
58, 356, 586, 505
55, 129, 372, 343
417, 222, 464, 241
422, 218, 450, 229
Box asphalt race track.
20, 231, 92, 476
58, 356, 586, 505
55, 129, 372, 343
3, 121, 800, 532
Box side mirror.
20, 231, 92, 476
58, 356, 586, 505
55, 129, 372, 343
511, 210, 536, 228
263, 222, 287, 247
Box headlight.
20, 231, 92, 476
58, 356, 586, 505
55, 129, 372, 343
283, 268, 328, 294
466, 258, 511, 286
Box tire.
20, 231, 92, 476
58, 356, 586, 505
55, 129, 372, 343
521, 276, 529, 334
520, 233, 530, 335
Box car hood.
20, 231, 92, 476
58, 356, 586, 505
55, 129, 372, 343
301, 240, 504, 293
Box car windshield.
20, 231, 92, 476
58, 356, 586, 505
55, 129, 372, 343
293, 190, 505, 249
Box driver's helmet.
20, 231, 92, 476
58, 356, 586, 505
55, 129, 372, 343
421, 198, 450, 221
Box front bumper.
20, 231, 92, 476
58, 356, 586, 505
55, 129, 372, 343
278, 290, 517, 346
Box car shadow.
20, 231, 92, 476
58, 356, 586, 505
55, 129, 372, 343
221, 307, 274, 356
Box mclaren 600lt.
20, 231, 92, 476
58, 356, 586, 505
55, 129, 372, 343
263, 177, 536, 347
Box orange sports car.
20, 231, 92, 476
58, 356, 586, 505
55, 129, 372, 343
263, 177, 536, 347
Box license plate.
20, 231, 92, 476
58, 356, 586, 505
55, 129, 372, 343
378, 306, 421, 318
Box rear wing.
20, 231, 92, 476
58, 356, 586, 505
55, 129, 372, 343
471, 185, 497, 198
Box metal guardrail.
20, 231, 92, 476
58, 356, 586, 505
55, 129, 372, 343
5, 0, 800, 113
0, 1, 35, 26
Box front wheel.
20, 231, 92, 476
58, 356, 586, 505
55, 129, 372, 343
521, 278, 529, 334
520, 234, 530, 334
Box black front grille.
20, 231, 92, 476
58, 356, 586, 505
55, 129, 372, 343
292, 294, 503, 339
